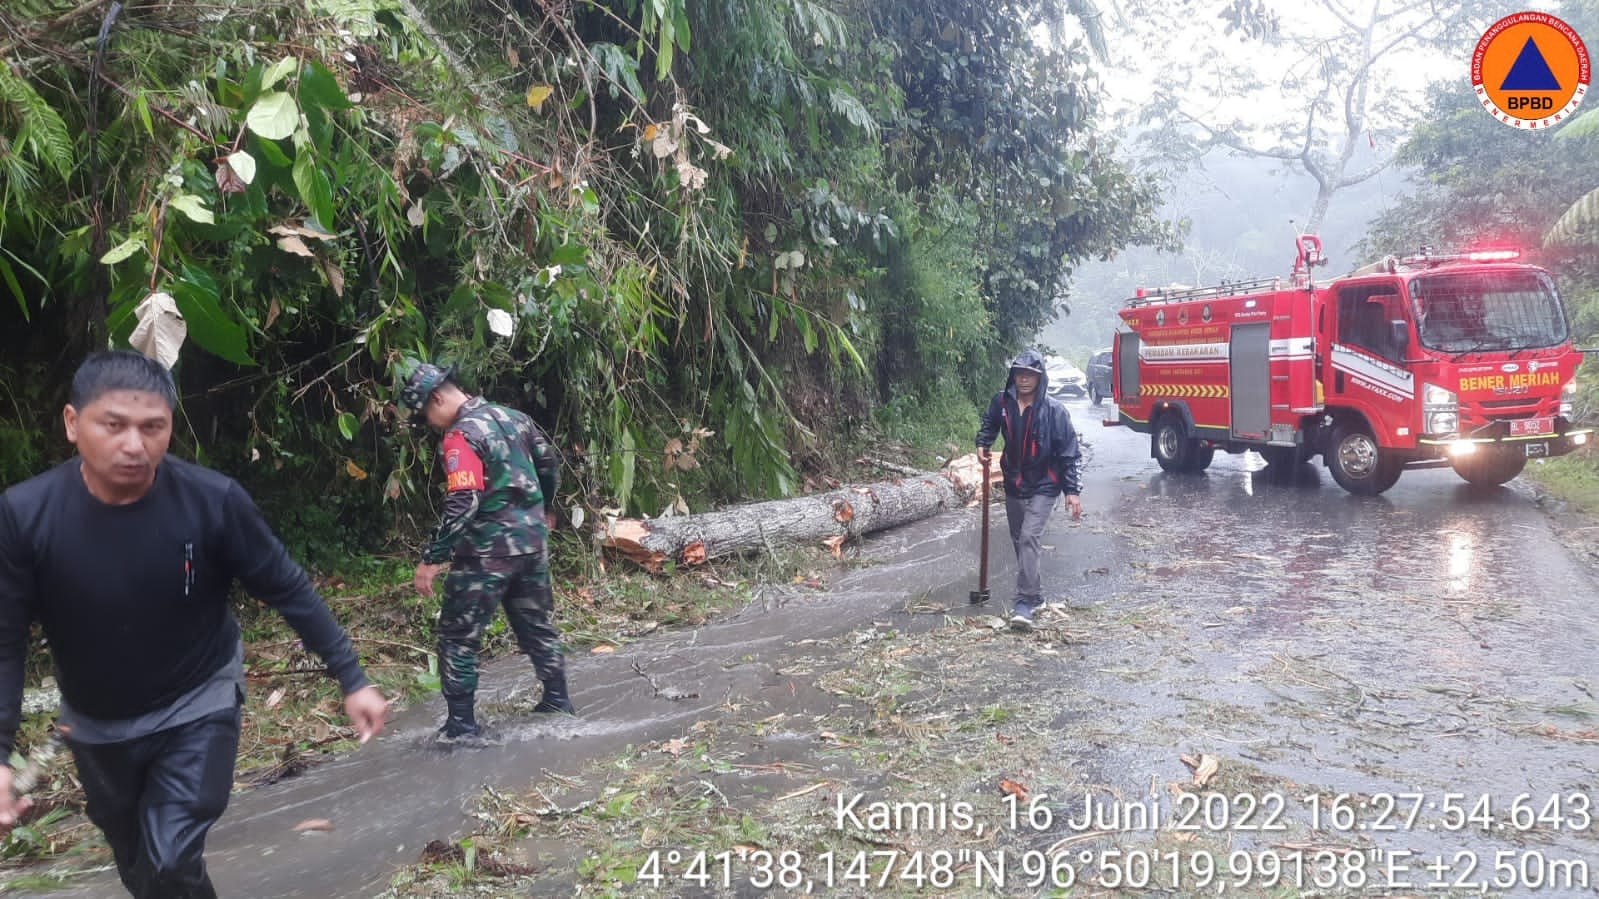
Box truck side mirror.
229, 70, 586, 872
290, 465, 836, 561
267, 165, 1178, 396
1389, 320, 1410, 354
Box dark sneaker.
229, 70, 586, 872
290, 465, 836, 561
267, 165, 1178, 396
1009, 600, 1036, 631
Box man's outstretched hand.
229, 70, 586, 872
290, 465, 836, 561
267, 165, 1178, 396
344, 685, 389, 744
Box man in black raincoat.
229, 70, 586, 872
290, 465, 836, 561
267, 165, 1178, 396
975, 349, 1084, 629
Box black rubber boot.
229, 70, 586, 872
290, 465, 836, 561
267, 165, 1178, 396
531, 674, 576, 715
437, 695, 480, 739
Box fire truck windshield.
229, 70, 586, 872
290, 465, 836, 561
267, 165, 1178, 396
1410, 270, 1568, 353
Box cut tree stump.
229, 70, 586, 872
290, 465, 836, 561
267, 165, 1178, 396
600, 454, 997, 571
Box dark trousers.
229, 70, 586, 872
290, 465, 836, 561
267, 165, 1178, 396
438, 550, 564, 700
67, 705, 241, 899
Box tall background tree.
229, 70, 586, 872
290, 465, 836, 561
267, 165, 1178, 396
1124, 0, 1513, 234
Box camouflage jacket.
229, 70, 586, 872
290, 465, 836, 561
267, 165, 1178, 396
422, 396, 560, 564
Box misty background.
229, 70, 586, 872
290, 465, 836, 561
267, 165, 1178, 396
1041, 150, 1398, 358
1037, 0, 1557, 363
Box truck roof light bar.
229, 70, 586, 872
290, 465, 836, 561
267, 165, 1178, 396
1391, 248, 1522, 269
1124, 276, 1282, 307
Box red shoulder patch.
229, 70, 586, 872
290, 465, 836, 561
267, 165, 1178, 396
442, 430, 484, 492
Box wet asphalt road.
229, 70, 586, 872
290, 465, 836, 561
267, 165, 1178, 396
20, 395, 1599, 897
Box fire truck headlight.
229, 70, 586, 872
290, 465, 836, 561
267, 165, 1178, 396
1448, 440, 1478, 456
1561, 378, 1577, 418
1423, 383, 1459, 435
1423, 383, 1457, 407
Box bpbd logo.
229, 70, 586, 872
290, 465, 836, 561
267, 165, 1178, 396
1473, 12, 1589, 128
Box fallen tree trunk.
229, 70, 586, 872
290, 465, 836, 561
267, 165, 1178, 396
601, 454, 994, 571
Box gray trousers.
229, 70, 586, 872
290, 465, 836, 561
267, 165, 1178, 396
1005, 492, 1057, 602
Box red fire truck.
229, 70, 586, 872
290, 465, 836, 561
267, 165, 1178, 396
1109, 235, 1591, 495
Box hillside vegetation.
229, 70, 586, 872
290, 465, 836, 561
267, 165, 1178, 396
0, 0, 1170, 559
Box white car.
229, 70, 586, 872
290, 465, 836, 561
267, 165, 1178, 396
1043, 356, 1087, 398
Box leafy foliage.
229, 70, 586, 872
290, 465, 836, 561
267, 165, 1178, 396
1544, 186, 1599, 248
0, 0, 1167, 551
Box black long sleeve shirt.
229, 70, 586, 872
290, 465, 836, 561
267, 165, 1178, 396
0, 456, 370, 760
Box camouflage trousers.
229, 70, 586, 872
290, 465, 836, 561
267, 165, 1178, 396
437, 549, 564, 700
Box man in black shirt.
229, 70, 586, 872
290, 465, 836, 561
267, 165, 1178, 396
0, 351, 389, 898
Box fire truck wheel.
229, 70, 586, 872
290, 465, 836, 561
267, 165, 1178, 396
1188, 444, 1215, 473
1451, 449, 1527, 487
1153, 416, 1196, 472
1326, 424, 1399, 495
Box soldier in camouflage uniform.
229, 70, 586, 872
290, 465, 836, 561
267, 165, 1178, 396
400, 361, 571, 739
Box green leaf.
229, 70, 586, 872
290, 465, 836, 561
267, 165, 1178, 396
169, 195, 215, 225
673, 5, 691, 53
100, 236, 145, 265
252, 134, 292, 167
225, 151, 257, 185
298, 59, 353, 110
550, 244, 588, 266
133, 90, 155, 138
834, 326, 864, 372
655, 31, 675, 82
106, 284, 143, 344
613, 428, 637, 515
0, 65, 73, 180
169, 267, 254, 365
0, 257, 28, 321
1545, 186, 1599, 248
590, 43, 645, 103
302, 100, 334, 155
445, 284, 478, 316
337, 411, 359, 441
261, 56, 299, 92
292, 153, 336, 228
478, 281, 514, 312
246, 92, 300, 141
795, 309, 817, 353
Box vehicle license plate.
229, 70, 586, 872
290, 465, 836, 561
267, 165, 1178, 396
1510, 417, 1553, 437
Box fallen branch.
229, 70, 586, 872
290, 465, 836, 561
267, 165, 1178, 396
863, 457, 922, 476
600, 455, 992, 571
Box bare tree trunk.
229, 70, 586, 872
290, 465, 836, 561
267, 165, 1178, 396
601, 456, 991, 570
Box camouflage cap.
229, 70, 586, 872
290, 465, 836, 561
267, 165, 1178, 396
399, 362, 455, 414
